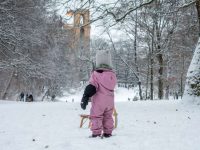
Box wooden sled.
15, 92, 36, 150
79, 108, 118, 128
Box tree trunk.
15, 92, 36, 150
150, 56, 154, 100
150, 31, 154, 100
180, 54, 185, 99
165, 85, 169, 99
180, 74, 183, 99
134, 5, 143, 100
1, 70, 14, 99
157, 53, 164, 99
145, 59, 150, 99
196, 0, 200, 36
155, 9, 164, 99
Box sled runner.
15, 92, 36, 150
79, 114, 91, 128
79, 108, 118, 128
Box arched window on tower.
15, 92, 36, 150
80, 27, 84, 50
80, 15, 84, 26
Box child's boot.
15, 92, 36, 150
103, 133, 112, 138
89, 134, 101, 138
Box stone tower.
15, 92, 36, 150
64, 9, 90, 54
73, 9, 90, 52
64, 9, 91, 83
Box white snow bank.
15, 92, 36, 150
183, 38, 200, 103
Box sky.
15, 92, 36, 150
56, 0, 127, 42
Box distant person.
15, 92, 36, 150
28, 94, 33, 102
51, 95, 55, 101
80, 50, 117, 138
175, 92, 179, 100
25, 94, 29, 102
19, 92, 24, 101
26, 94, 33, 102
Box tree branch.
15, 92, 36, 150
106, 0, 156, 22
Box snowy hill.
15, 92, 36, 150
0, 100, 200, 150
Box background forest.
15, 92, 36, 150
0, 0, 199, 101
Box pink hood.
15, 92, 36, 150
89, 70, 117, 91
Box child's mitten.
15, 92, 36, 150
80, 84, 96, 110
81, 96, 89, 110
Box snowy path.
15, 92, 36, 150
0, 100, 200, 150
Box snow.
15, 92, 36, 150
185, 38, 200, 82
183, 38, 200, 103
1, 88, 200, 150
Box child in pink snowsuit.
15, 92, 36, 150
81, 50, 117, 138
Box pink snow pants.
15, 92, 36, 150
90, 92, 114, 135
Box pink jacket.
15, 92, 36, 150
89, 70, 117, 110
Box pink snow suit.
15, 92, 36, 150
89, 69, 117, 135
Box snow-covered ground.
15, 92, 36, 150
0, 95, 200, 150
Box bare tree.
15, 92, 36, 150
0, 0, 72, 100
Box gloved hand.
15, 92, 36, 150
80, 84, 96, 110
80, 96, 89, 110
